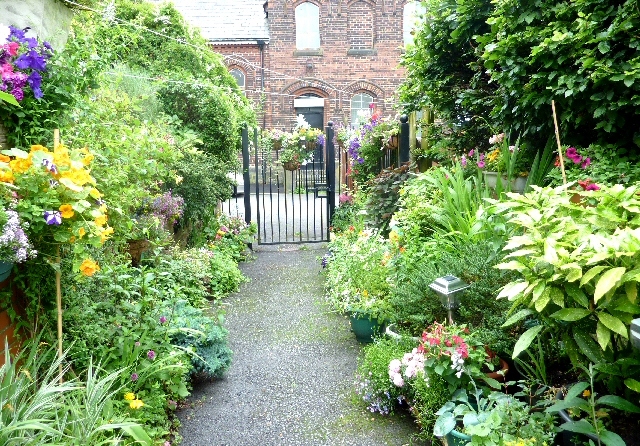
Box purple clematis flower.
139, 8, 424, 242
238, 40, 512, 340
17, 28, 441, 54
44, 210, 61, 225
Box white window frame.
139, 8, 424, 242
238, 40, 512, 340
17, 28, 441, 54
350, 93, 374, 125
295, 2, 320, 50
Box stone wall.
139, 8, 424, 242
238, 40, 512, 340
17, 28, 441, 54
0, 0, 75, 50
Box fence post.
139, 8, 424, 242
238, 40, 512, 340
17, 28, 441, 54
326, 121, 336, 240
241, 126, 252, 231
399, 114, 410, 164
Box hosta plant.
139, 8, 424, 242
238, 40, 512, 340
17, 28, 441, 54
491, 184, 640, 387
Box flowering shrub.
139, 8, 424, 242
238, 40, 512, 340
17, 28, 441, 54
0, 206, 36, 263
1, 144, 112, 273
207, 214, 256, 261
0, 25, 53, 102
150, 191, 184, 229
547, 145, 600, 190
391, 323, 490, 394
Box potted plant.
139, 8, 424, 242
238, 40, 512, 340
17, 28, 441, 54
434, 384, 558, 445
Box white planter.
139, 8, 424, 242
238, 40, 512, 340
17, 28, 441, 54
483, 171, 528, 194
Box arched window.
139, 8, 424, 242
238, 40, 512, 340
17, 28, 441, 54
350, 93, 374, 125
229, 68, 245, 90
403, 1, 425, 46
295, 2, 320, 49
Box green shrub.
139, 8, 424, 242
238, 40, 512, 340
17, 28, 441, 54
354, 336, 418, 415
364, 163, 414, 236
165, 300, 232, 380
410, 373, 450, 441
389, 239, 516, 357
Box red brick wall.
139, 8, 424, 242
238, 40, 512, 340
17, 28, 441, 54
214, 0, 409, 131
0, 273, 23, 367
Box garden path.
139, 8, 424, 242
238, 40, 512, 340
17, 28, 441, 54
178, 244, 424, 446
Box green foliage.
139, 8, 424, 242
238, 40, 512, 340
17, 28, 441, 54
0, 339, 151, 446
410, 373, 450, 441
157, 82, 241, 167
203, 214, 256, 262
546, 364, 640, 446
164, 300, 232, 380
330, 194, 365, 234
477, 0, 640, 150
398, 0, 496, 153
493, 185, 640, 384
364, 163, 413, 235
355, 336, 419, 415
389, 239, 516, 356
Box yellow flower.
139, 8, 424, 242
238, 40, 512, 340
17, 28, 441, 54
70, 236, 76, 243
583, 389, 591, 398
30, 145, 49, 153
80, 258, 100, 277
362, 290, 369, 298
0, 169, 14, 183
9, 158, 32, 174
487, 148, 501, 162
77, 227, 86, 239
389, 230, 399, 243
60, 169, 94, 186
129, 399, 144, 410
59, 204, 75, 219
95, 214, 107, 226
124, 392, 136, 401
89, 188, 102, 199
100, 226, 114, 243
53, 145, 71, 167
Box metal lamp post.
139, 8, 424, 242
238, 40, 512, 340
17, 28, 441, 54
632, 318, 640, 350
428, 275, 470, 324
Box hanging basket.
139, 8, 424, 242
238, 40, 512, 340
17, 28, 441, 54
386, 134, 399, 150
126, 239, 150, 266
283, 160, 301, 171
272, 139, 282, 151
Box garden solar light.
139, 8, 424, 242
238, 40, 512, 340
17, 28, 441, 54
428, 275, 470, 324
632, 318, 640, 350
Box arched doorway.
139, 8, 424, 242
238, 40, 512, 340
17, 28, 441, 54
293, 93, 324, 130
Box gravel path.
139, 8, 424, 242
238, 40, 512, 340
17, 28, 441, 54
177, 244, 425, 446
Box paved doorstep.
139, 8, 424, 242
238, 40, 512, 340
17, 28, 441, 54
177, 245, 425, 446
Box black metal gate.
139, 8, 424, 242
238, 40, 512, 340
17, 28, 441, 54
225, 123, 341, 245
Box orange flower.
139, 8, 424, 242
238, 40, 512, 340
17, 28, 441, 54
9, 158, 32, 173
79, 258, 100, 277
0, 154, 10, 163
30, 145, 49, 153
59, 204, 75, 219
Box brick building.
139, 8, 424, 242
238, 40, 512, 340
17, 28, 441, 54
171, 0, 423, 130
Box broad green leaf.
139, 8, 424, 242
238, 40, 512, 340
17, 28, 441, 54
512, 325, 544, 359
0, 90, 20, 106
532, 280, 546, 302
560, 419, 596, 435
625, 281, 638, 303
551, 287, 565, 307
433, 412, 456, 437
535, 288, 551, 311
501, 309, 534, 328
562, 332, 582, 367
580, 265, 607, 287
60, 178, 84, 192
599, 430, 627, 446
596, 395, 640, 413
573, 329, 606, 363
565, 283, 589, 308
550, 308, 591, 322
504, 248, 536, 259
624, 378, 640, 393
497, 281, 529, 300
614, 298, 640, 314
594, 267, 626, 302
565, 382, 590, 400
497, 260, 528, 272
566, 268, 583, 283
596, 321, 611, 351
1, 147, 28, 158
597, 313, 628, 338
503, 235, 535, 251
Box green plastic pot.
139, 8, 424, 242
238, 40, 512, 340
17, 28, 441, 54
348, 311, 385, 343
0, 261, 13, 282
445, 428, 471, 446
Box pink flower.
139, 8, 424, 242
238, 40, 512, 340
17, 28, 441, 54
389, 359, 401, 374
581, 157, 591, 169
477, 161, 486, 168
468, 149, 474, 157
461, 155, 467, 167
585, 183, 600, 191
159, 315, 167, 324
392, 373, 405, 387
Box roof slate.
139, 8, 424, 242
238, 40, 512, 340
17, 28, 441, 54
167, 0, 270, 43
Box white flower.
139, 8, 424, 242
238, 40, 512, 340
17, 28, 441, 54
392, 372, 404, 387
388, 359, 401, 374
456, 370, 463, 379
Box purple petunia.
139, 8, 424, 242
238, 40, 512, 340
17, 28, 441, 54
44, 210, 61, 226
